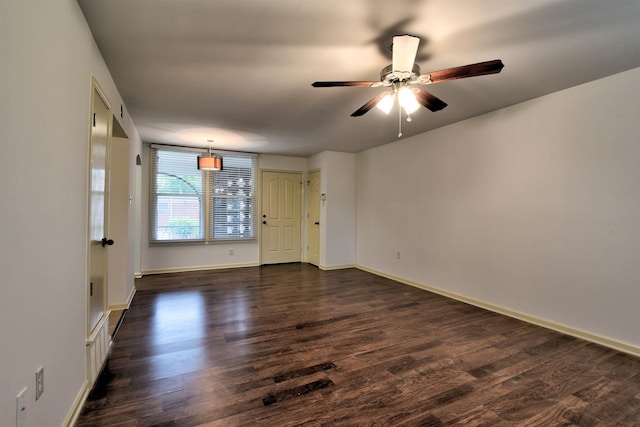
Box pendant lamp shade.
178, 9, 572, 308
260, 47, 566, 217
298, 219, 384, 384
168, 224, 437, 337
198, 149, 223, 171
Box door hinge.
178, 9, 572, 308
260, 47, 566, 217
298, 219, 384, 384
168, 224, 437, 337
89, 282, 94, 296
92, 113, 96, 127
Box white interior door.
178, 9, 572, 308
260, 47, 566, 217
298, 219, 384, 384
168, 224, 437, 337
261, 171, 302, 264
107, 136, 129, 307
307, 170, 321, 266
88, 80, 112, 333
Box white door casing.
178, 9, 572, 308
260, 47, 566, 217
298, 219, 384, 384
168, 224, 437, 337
87, 79, 112, 333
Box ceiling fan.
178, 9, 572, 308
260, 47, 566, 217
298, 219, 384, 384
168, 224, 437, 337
312, 35, 504, 127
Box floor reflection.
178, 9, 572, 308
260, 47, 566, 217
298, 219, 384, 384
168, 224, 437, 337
148, 291, 208, 379
223, 290, 251, 331
151, 291, 206, 344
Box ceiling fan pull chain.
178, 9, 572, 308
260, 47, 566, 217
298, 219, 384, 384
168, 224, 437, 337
398, 104, 403, 138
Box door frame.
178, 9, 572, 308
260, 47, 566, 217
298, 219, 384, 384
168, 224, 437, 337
86, 77, 112, 336
85, 77, 115, 388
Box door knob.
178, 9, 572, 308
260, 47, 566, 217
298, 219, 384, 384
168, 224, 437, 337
262, 221, 267, 225
314, 222, 320, 225
101, 238, 114, 247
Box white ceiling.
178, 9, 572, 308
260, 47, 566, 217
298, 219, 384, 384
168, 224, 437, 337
78, 0, 640, 157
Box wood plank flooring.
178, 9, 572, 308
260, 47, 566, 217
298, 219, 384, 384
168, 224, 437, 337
77, 264, 640, 426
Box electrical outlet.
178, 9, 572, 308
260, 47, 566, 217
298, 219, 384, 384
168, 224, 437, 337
35, 366, 44, 400
16, 387, 27, 427
229, 249, 234, 256
396, 251, 401, 259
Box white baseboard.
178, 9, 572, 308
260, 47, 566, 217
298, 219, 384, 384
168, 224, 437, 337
357, 264, 640, 358
142, 262, 358, 275
318, 263, 356, 271
109, 285, 137, 311
141, 262, 260, 276
62, 379, 90, 427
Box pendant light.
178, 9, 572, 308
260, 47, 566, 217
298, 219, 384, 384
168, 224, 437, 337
197, 148, 223, 171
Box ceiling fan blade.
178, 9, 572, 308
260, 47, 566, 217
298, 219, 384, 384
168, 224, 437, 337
312, 81, 378, 88
422, 59, 504, 84
412, 88, 447, 112
351, 93, 388, 117
392, 35, 420, 72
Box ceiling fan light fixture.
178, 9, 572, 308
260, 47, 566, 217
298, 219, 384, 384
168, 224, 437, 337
376, 93, 395, 114
310, 35, 504, 133
197, 148, 223, 171
398, 86, 420, 114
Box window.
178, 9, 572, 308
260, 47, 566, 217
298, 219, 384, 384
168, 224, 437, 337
150, 145, 256, 244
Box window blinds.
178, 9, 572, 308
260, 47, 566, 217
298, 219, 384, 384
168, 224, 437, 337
150, 146, 256, 243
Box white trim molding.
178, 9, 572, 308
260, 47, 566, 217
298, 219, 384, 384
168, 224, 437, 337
141, 261, 259, 276
318, 263, 356, 271
357, 265, 640, 358
67, 314, 112, 426
62, 380, 90, 427
109, 286, 137, 311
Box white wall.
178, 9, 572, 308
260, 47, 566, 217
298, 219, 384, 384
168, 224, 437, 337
140, 151, 307, 273
357, 68, 640, 351
260, 154, 307, 172
0, 2, 141, 426
308, 151, 357, 268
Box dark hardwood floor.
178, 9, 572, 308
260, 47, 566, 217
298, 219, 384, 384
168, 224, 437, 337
78, 264, 640, 426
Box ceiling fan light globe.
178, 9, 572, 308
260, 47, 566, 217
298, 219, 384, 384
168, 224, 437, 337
403, 102, 420, 115
376, 93, 395, 114
398, 87, 420, 114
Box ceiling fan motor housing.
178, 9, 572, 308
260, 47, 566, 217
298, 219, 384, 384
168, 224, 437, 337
380, 63, 422, 85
